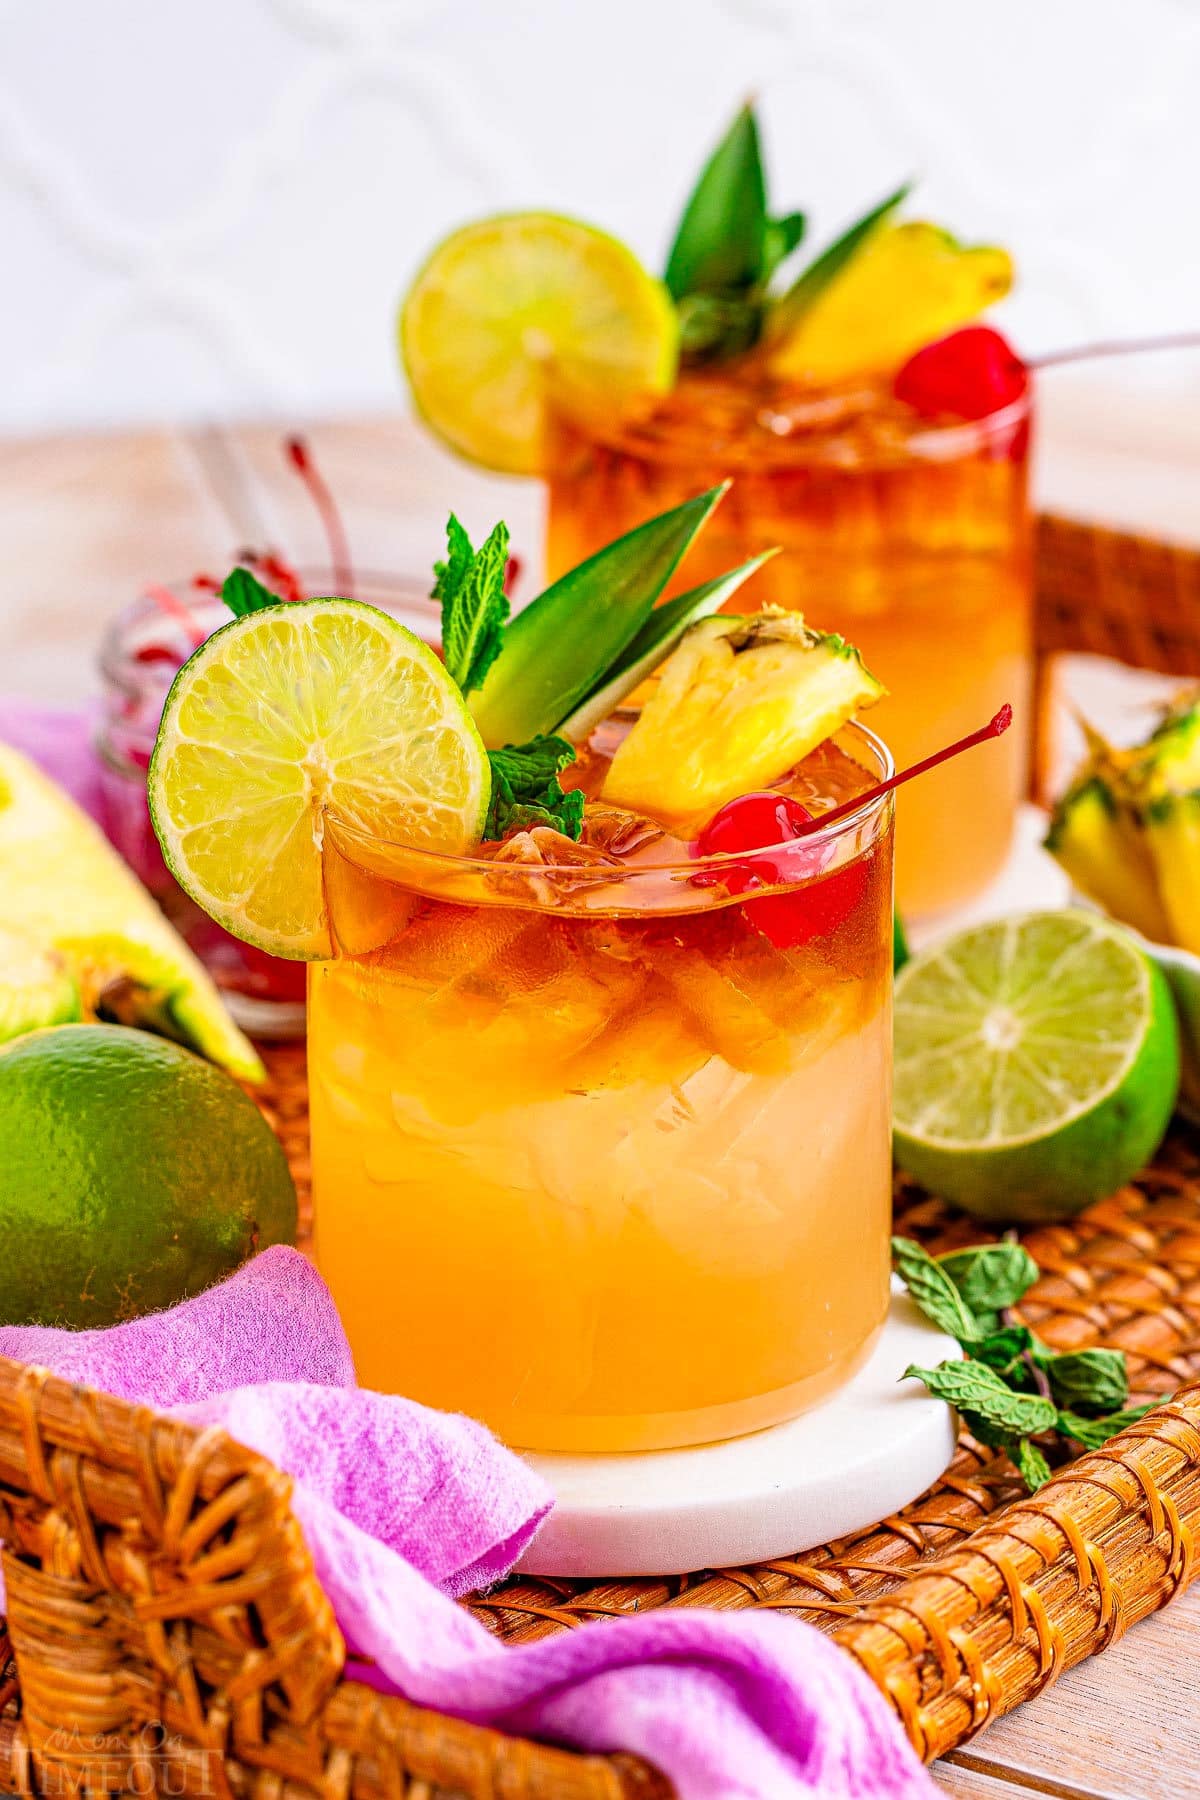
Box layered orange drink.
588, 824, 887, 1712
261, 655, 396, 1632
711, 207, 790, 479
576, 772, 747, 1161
147, 490, 895, 1453
401, 106, 1031, 917
310, 719, 894, 1451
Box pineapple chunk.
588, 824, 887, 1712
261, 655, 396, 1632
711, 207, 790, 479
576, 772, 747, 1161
600, 611, 885, 825
1044, 775, 1171, 945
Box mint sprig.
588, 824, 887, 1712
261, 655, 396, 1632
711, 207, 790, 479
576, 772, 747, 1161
434, 514, 510, 697
893, 1235, 1150, 1490
485, 735, 584, 843
221, 566, 281, 618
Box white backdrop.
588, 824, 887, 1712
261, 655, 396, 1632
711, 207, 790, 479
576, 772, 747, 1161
0, 0, 1197, 436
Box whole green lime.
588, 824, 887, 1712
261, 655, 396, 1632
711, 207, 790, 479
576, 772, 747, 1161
0, 1025, 296, 1327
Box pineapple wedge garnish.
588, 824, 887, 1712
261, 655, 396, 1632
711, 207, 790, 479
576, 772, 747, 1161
601, 610, 885, 826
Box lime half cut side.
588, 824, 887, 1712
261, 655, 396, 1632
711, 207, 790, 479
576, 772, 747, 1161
400, 212, 678, 474
148, 601, 490, 960
893, 909, 1179, 1221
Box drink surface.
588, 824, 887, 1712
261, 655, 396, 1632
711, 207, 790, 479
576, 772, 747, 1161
546, 370, 1032, 918
310, 724, 894, 1452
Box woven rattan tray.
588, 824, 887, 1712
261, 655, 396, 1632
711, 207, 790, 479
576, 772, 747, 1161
2, 512, 1200, 1797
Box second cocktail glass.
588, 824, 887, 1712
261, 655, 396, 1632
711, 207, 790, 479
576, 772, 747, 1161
547, 374, 1031, 919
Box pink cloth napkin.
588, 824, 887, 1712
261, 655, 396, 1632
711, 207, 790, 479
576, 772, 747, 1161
0, 701, 936, 1798
0, 1251, 934, 1800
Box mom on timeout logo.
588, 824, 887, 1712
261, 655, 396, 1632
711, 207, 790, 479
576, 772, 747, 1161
35, 1723, 219, 1796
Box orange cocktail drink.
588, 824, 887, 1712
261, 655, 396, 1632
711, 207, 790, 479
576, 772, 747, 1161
547, 373, 1031, 918
309, 720, 895, 1453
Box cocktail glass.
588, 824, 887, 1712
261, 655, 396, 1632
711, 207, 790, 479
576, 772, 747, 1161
309, 717, 895, 1453
546, 372, 1031, 919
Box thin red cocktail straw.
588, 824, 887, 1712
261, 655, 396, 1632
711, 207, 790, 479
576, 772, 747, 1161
286, 434, 354, 597
797, 704, 1013, 837
144, 582, 206, 649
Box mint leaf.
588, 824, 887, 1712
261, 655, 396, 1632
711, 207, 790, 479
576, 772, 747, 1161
432, 513, 474, 606
222, 566, 281, 618
1037, 1346, 1128, 1416
938, 1243, 1039, 1314
969, 1325, 1038, 1384
438, 516, 510, 697
665, 103, 769, 302
904, 1358, 1058, 1438
485, 735, 584, 842
1057, 1404, 1154, 1450
1016, 1438, 1052, 1491
891, 1236, 980, 1342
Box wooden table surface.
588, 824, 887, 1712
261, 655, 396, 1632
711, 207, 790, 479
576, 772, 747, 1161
1, 416, 1197, 1800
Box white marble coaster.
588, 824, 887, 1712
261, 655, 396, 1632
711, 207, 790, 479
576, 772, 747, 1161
517, 1280, 960, 1577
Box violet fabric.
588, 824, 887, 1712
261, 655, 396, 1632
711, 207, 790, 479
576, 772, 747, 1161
0, 700, 105, 821
0, 1249, 936, 1800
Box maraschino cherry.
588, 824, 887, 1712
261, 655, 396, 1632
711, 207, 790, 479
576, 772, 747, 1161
694, 705, 1014, 947
894, 326, 1028, 422
695, 792, 864, 947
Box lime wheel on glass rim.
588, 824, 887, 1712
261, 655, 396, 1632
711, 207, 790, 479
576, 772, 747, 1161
893, 909, 1179, 1221
400, 212, 678, 474
148, 599, 490, 959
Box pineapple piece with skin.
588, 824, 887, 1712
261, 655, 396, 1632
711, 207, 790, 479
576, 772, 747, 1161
0, 743, 263, 1081
1145, 793, 1200, 956
1044, 774, 1172, 945
600, 610, 885, 827
1131, 697, 1200, 955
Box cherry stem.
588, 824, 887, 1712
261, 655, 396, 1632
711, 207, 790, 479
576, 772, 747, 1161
1031, 330, 1200, 371
145, 582, 206, 649
798, 705, 1013, 837
286, 434, 354, 597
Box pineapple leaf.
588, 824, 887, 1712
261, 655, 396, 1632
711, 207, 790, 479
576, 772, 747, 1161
665, 103, 768, 302
558, 551, 777, 744
469, 485, 728, 748
771, 181, 910, 336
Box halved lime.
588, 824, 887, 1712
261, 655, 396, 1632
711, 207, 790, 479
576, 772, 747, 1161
148, 601, 490, 960
894, 910, 1179, 1221
400, 212, 678, 474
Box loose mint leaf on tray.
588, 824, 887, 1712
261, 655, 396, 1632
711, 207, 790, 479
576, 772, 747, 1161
485, 734, 584, 843
969, 1324, 1038, 1385
437, 515, 510, 697
222, 566, 281, 618
1016, 1437, 1052, 1491
1057, 1405, 1153, 1450
903, 1358, 1059, 1438
891, 1236, 980, 1342
938, 1242, 1040, 1314
1037, 1345, 1129, 1415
